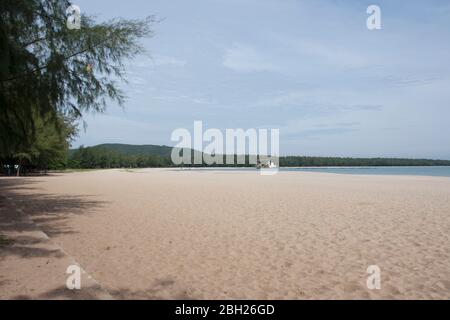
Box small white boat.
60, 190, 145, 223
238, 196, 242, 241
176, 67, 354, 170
267, 160, 277, 169
256, 159, 277, 169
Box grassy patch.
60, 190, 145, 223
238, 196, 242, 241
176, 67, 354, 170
0, 234, 14, 247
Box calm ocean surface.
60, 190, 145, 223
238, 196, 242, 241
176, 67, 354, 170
281, 166, 450, 177
186, 166, 450, 177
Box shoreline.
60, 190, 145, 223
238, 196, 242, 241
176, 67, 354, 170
49, 166, 450, 179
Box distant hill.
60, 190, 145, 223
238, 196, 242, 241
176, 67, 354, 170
94, 143, 172, 157
70, 143, 174, 157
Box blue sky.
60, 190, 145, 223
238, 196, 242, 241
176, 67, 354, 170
73, 0, 450, 159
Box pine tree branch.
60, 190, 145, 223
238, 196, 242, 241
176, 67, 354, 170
0, 36, 112, 83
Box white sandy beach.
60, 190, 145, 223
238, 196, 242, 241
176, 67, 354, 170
1, 169, 450, 299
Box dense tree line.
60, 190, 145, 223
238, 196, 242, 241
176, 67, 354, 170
67, 147, 250, 169
279, 156, 450, 167
0, 0, 153, 175
66, 145, 450, 169
69, 146, 172, 169
1, 112, 77, 175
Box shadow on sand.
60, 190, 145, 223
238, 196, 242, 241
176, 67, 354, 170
0, 177, 106, 259
0, 177, 195, 300
11, 283, 195, 300
0, 177, 106, 237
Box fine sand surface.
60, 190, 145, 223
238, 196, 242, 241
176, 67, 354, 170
1, 169, 450, 299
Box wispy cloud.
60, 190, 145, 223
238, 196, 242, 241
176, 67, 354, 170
152, 54, 187, 67
222, 43, 279, 73
150, 93, 216, 105
253, 90, 383, 113
129, 54, 187, 69
272, 35, 369, 68
280, 119, 360, 139
366, 74, 442, 88
288, 127, 358, 139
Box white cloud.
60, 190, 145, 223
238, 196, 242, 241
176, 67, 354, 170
222, 43, 279, 73
149, 93, 215, 105
152, 54, 187, 67
253, 89, 382, 112
129, 55, 187, 69
293, 39, 368, 68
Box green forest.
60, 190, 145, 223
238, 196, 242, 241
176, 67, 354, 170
67, 144, 450, 169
